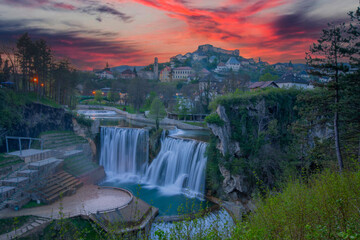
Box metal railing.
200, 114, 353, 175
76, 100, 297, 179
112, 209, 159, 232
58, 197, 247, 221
5, 136, 44, 155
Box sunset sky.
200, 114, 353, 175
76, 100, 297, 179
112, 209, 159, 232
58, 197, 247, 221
0, 0, 358, 70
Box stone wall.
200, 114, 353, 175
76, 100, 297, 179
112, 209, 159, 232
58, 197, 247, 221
1, 103, 73, 152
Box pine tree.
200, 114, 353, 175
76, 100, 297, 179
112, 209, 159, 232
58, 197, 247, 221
306, 7, 360, 171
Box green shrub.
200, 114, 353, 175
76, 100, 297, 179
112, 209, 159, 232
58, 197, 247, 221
74, 113, 92, 127
234, 169, 360, 240
205, 113, 224, 126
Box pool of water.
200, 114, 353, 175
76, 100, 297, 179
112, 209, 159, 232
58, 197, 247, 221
100, 177, 212, 216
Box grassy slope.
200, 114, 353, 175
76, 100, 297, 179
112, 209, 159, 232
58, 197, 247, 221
234, 169, 360, 240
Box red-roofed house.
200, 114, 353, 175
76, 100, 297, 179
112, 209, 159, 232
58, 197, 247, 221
160, 66, 172, 82
120, 69, 136, 79
95, 70, 115, 79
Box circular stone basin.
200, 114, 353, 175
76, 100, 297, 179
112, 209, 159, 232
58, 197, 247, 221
0, 185, 132, 219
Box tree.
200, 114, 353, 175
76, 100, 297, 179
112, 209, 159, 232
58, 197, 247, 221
174, 98, 190, 120
128, 77, 148, 112
107, 91, 120, 103
94, 90, 102, 103
3, 60, 11, 82
144, 91, 157, 109
306, 7, 360, 171
16, 33, 34, 92
259, 73, 279, 82
149, 97, 166, 129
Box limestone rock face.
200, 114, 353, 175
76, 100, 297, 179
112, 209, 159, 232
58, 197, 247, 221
219, 164, 248, 200
208, 105, 241, 157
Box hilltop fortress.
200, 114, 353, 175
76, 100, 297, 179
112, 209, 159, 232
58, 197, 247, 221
197, 44, 239, 56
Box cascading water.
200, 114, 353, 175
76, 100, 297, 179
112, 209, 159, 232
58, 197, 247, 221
144, 137, 207, 196
100, 127, 208, 196
100, 127, 149, 178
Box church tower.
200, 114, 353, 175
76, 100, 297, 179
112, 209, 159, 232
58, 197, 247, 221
154, 57, 159, 79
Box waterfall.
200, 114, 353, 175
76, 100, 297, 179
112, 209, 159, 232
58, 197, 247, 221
100, 127, 149, 177
100, 127, 208, 196
144, 137, 207, 195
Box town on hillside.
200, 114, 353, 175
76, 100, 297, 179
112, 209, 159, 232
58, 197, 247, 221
85, 43, 357, 117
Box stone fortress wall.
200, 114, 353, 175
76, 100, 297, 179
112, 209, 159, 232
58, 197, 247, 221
198, 44, 239, 56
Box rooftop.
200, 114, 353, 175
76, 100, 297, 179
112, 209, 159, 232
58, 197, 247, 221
249, 81, 279, 89
226, 57, 240, 65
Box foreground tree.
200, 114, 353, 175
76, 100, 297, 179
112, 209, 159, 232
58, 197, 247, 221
306, 7, 360, 171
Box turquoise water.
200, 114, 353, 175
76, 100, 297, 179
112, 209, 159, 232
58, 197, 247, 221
100, 179, 212, 216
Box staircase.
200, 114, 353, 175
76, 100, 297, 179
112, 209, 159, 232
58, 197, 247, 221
0, 157, 63, 210
0, 216, 50, 240
31, 170, 83, 204
41, 132, 88, 150
41, 131, 100, 177
0, 155, 23, 177
63, 152, 99, 177
0, 131, 99, 210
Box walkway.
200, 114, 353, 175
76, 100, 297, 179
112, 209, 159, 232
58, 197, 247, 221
77, 105, 206, 130
0, 185, 132, 219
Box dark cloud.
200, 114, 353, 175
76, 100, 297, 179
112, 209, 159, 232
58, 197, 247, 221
0, 19, 145, 69
81, 5, 132, 22
0, 0, 50, 7
0, 0, 133, 23
272, 1, 348, 41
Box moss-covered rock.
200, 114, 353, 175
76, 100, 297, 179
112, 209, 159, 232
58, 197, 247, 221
206, 88, 302, 202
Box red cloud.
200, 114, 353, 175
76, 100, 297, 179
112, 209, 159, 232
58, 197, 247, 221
130, 0, 330, 63
53, 3, 76, 10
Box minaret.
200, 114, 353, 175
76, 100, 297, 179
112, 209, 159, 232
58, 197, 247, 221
154, 57, 159, 79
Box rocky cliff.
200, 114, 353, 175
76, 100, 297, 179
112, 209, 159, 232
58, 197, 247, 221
1, 103, 73, 152
206, 89, 302, 206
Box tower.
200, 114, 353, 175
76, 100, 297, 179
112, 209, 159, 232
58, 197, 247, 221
154, 57, 159, 79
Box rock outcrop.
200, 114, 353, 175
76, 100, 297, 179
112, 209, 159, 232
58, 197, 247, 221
208, 105, 241, 157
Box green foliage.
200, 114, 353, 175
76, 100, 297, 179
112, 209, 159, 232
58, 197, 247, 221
144, 91, 157, 109
43, 217, 104, 240
174, 98, 190, 120
0, 89, 26, 129
259, 72, 279, 82
207, 88, 302, 192
149, 97, 166, 129
73, 113, 92, 127
234, 169, 360, 240
94, 90, 102, 103
106, 91, 119, 103
205, 113, 224, 126
21, 200, 46, 209
0, 216, 33, 235
205, 136, 224, 196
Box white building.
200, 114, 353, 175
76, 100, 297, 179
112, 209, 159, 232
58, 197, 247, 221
214, 62, 227, 73
95, 70, 114, 79
173, 67, 193, 80
225, 57, 241, 71
276, 74, 312, 89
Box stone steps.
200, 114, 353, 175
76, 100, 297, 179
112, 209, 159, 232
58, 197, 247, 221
28, 157, 61, 170
16, 169, 39, 178
0, 217, 50, 240
1, 177, 29, 187
33, 171, 83, 204
44, 140, 88, 150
